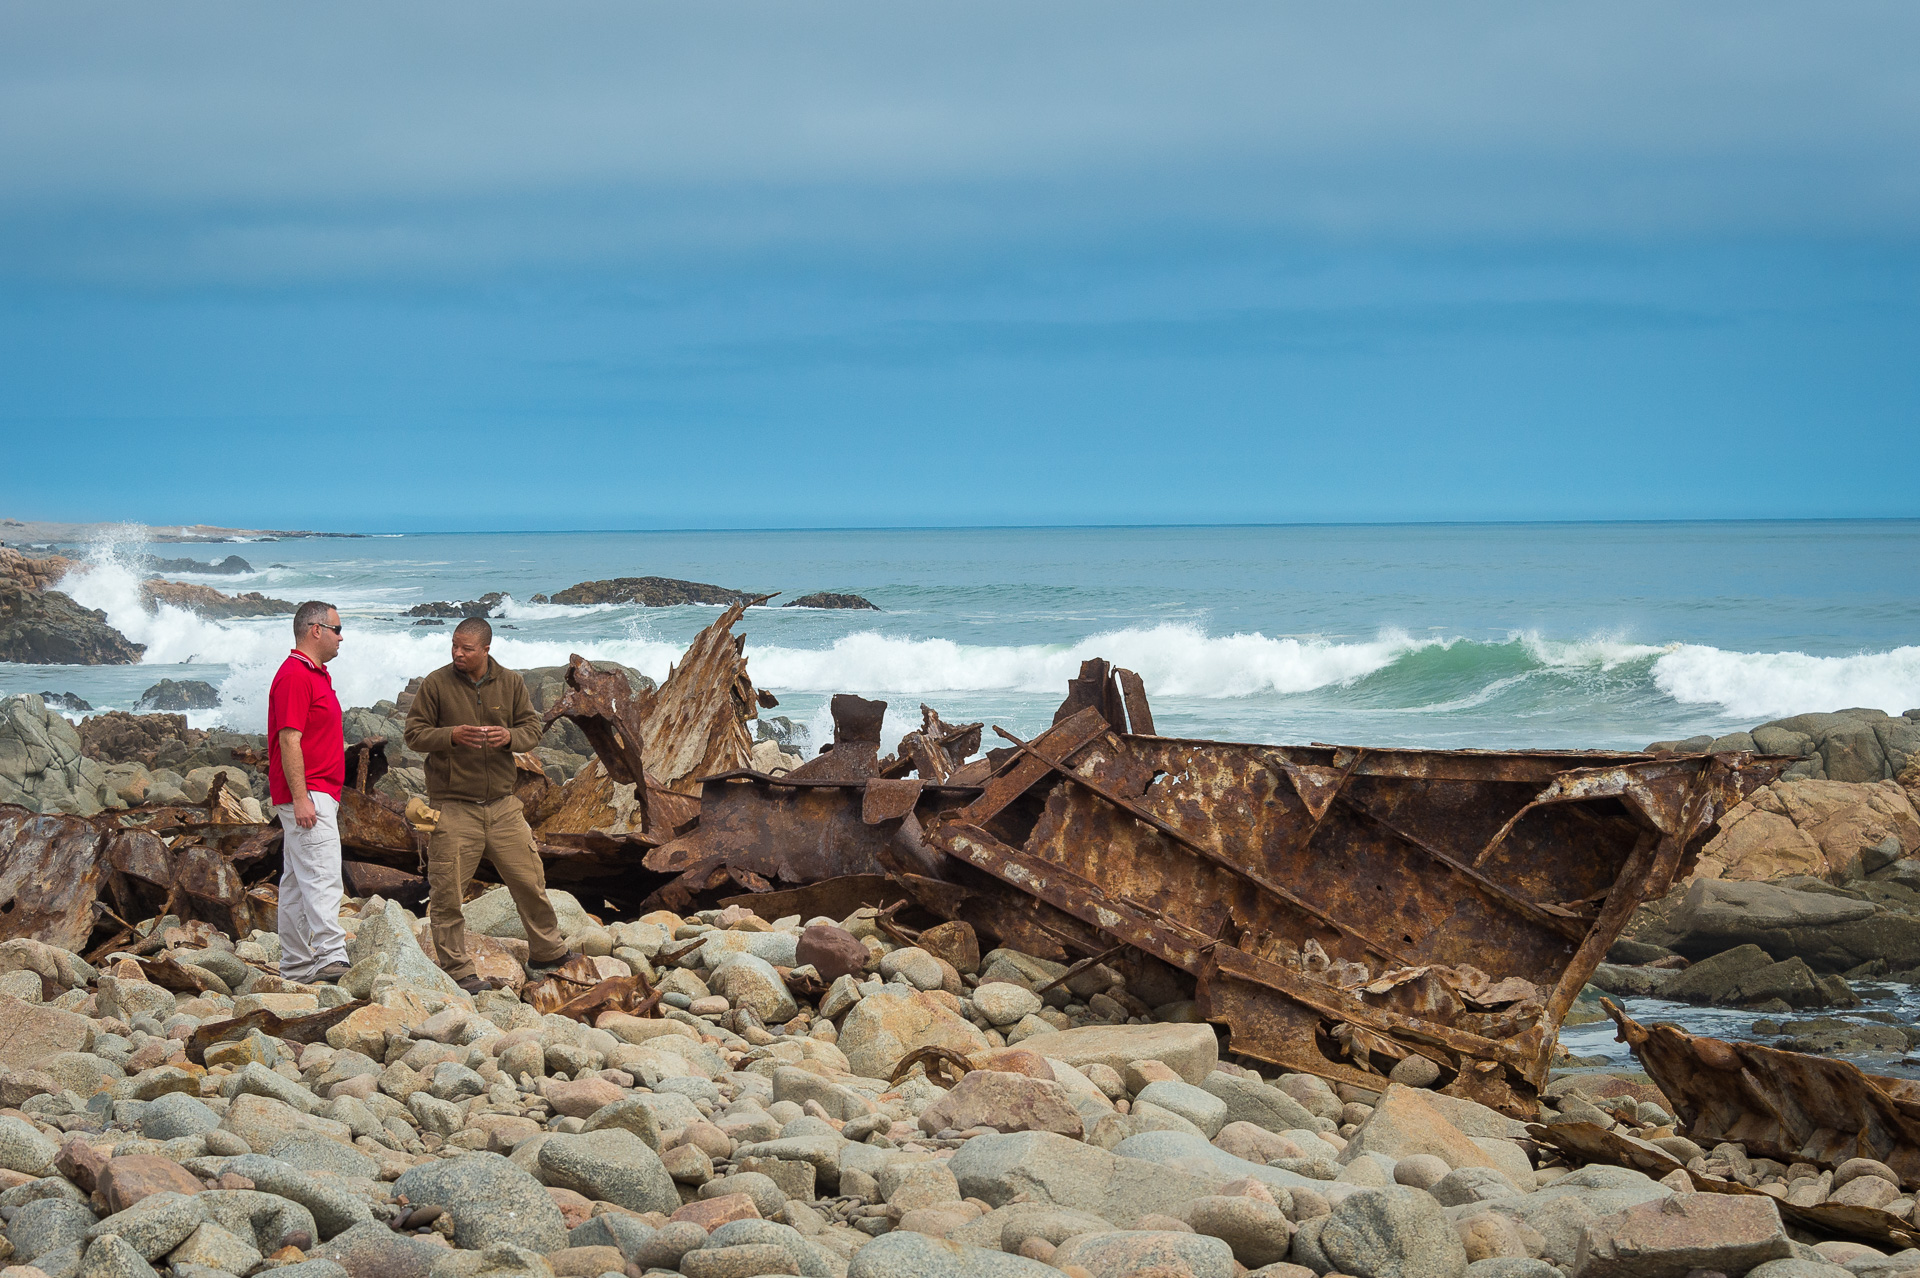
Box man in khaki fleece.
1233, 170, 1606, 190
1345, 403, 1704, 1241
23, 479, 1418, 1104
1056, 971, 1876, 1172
404, 617, 577, 992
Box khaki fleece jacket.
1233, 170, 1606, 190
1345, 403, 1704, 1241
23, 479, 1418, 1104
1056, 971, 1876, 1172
403, 658, 542, 804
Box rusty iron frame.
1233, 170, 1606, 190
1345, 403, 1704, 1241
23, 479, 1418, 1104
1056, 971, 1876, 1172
925, 709, 1781, 1115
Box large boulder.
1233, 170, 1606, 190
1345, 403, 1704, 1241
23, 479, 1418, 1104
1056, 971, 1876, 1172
1732, 709, 1920, 784
1571, 1190, 1792, 1278
1655, 878, 1920, 971
1697, 779, 1920, 882
0, 694, 114, 814
0, 583, 144, 665
341, 901, 464, 999
464, 885, 595, 942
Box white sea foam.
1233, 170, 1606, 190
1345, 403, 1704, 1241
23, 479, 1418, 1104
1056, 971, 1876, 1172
1653, 644, 1920, 719
747, 623, 1429, 699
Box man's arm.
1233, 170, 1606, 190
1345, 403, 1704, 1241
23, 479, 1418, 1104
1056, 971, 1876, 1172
506, 675, 542, 753
404, 677, 456, 754
278, 727, 318, 829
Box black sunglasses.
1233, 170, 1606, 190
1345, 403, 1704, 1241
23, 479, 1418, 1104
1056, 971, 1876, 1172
313, 622, 343, 635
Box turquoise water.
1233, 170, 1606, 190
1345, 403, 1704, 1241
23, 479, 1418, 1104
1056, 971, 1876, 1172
6, 520, 1918, 751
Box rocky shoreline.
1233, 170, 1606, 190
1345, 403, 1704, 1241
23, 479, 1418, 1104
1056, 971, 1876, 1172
0, 884, 1906, 1278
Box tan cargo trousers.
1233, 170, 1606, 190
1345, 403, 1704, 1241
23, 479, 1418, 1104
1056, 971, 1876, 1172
426, 795, 568, 981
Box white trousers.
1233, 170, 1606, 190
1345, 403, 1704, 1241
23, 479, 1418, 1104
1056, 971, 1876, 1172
274, 791, 350, 981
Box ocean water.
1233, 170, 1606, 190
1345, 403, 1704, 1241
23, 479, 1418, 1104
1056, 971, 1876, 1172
5, 520, 1918, 752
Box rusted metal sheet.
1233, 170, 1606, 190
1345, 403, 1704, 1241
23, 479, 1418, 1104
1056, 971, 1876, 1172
925, 705, 1781, 1115
783, 694, 888, 782
1534, 1119, 1919, 1249
644, 773, 978, 911
636, 602, 761, 795
0, 806, 109, 951
1605, 1000, 1920, 1188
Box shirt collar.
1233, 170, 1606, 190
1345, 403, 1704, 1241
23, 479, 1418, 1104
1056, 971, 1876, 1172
289, 648, 328, 675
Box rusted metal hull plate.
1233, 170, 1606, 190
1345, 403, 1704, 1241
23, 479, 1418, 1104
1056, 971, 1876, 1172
1606, 1000, 1920, 1188
928, 711, 1779, 1114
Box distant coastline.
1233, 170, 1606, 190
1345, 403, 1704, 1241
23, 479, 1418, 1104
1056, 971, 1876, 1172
0, 517, 365, 547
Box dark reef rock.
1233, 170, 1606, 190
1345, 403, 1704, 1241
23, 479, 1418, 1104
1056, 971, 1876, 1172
0, 582, 145, 664
783, 592, 880, 611
545, 577, 764, 607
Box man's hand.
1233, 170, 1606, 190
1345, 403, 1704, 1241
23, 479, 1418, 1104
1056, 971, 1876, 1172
292, 794, 318, 829
452, 724, 512, 747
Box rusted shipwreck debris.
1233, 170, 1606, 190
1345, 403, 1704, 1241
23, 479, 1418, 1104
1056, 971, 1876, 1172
1603, 1000, 1920, 1188
0, 606, 1785, 1117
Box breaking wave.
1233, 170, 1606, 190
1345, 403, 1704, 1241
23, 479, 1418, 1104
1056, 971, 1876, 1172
38, 529, 1920, 737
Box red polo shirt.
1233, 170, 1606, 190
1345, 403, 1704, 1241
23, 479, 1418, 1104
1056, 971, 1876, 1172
267, 649, 345, 805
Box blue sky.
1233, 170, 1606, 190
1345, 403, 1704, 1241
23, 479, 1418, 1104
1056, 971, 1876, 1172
2, 2, 1916, 530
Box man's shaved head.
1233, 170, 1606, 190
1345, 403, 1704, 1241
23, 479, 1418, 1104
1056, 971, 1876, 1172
453, 617, 492, 645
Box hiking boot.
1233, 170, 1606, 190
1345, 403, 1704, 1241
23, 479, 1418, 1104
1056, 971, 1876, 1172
525, 951, 585, 976
456, 974, 498, 995
312, 961, 352, 985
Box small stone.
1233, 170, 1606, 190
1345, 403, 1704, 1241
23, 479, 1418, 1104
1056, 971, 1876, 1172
794, 926, 870, 984
671, 1193, 762, 1231
632, 1221, 709, 1271
877, 948, 944, 992
166, 1222, 262, 1275
1185, 1195, 1293, 1268
1827, 1175, 1899, 1210
1134, 1080, 1229, 1138
1037, 1022, 1218, 1084
96, 1157, 203, 1214
918, 1069, 1083, 1139
580, 1096, 661, 1148
0, 1117, 60, 1176
1389, 1055, 1443, 1088
541, 1075, 625, 1118
844, 1230, 1058, 1278
78, 1232, 160, 1278
1394, 1154, 1453, 1191
972, 984, 1042, 1028
836, 987, 990, 1080
1052, 1229, 1236, 1278
83, 1190, 205, 1262
679, 1243, 799, 1278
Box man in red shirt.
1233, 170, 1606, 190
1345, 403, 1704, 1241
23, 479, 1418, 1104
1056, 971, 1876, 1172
268, 600, 352, 984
